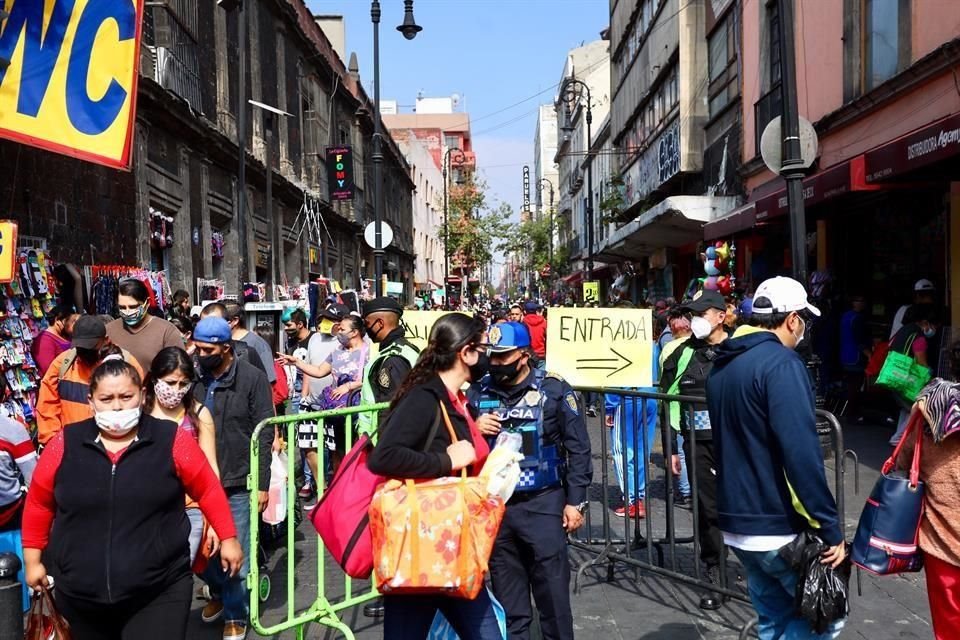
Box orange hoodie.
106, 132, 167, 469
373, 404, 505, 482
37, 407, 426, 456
36, 349, 144, 445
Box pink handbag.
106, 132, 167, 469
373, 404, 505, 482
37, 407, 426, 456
309, 434, 383, 579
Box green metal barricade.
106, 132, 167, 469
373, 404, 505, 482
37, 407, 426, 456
247, 402, 389, 640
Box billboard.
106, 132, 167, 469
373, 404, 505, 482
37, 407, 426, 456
326, 146, 354, 201
0, 0, 144, 170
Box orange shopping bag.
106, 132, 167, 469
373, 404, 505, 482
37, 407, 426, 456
369, 403, 505, 600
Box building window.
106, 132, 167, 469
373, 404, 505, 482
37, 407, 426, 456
444, 134, 459, 150
864, 0, 901, 89
708, 11, 738, 118
768, 1, 781, 88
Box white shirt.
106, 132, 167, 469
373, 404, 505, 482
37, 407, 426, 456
722, 531, 798, 552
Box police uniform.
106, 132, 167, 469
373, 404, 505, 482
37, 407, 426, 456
467, 322, 592, 640
357, 297, 419, 437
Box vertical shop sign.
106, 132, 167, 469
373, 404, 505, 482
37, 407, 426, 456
0, 0, 144, 169
326, 146, 354, 201
0, 221, 17, 283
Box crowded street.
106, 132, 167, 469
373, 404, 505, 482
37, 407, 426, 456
0, 0, 958, 639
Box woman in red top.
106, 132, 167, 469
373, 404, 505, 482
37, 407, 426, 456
367, 313, 497, 640
23, 358, 242, 640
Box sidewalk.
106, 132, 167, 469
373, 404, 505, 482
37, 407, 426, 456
185, 415, 933, 639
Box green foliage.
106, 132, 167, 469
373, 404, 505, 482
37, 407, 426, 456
599, 175, 626, 225
438, 174, 513, 274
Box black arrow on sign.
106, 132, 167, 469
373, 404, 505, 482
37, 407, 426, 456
576, 347, 634, 377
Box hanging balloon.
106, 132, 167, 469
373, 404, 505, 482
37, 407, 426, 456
717, 275, 733, 296
704, 259, 720, 277
714, 241, 730, 264
704, 276, 719, 291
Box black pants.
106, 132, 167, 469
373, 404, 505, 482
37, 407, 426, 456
841, 368, 865, 420
489, 488, 573, 640
682, 436, 724, 567
55, 574, 192, 640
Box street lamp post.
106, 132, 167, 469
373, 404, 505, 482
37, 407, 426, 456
371, 0, 421, 297
560, 78, 594, 281
222, 0, 249, 292
442, 146, 464, 310
537, 177, 555, 279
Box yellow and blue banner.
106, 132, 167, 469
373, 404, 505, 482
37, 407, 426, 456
0, 0, 144, 170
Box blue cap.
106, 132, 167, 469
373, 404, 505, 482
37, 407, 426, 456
488, 322, 531, 353
523, 301, 541, 314
193, 317, 232, 344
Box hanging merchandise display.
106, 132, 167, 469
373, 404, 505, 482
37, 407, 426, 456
88, 266, 172, 316
686, 240, 737, 299
149, 208, 174, 249
197, 278, 226, 303
211, 232, 225, 260
0, 249, 61, 432
243, 282, 266, 303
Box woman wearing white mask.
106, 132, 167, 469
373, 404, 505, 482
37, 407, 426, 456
280, 313, 370, 473
144, 346, 220, 564
22, 358, 242, 640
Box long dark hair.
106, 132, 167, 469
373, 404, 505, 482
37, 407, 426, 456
142, 347, 200, 430
391, 313, 486, 408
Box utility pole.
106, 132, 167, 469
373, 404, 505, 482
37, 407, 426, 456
236, 2, 248, 291
777, 0, 808, 285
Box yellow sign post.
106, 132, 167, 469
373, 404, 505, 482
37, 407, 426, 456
582, 281, 600, 305
0, 0, 145, 169
401, 310, 454, 351
0, 221, 17, 284
546, 308, 654, 388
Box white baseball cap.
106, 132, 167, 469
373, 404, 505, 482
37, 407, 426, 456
914, 279, 935, 292
752, 276, 821, 317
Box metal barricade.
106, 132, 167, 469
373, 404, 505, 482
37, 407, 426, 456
569, 387, 853, 638
247, 403, 389, 640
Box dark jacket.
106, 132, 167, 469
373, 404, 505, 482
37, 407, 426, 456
194, 357, 274, 490
369, 328, 418, 403
50, 416, 190, 603
367, 375, 474, 479
706, 328, 842, 546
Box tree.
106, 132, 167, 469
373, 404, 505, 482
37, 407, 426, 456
439, 174, 513, 278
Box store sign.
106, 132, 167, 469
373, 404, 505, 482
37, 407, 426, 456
325, 146, 354, 201
0, 221, 18, 283
621, 120, 681, 207
0, 0, 144, 170
582, 281, 599, 305
255, 242, 270, 269
864, 113, 960, 183
755, 162, 851, 221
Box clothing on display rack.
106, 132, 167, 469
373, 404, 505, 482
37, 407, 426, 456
88, 266, 172, 316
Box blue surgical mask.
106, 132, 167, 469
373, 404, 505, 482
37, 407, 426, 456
924, 326, 936, 338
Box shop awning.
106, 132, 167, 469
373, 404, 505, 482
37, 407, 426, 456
753, 155, 881, 221
563, 271, 584, 285
864, 112, 960, 182
594, 196, 738, 261
704, 202, 756, 240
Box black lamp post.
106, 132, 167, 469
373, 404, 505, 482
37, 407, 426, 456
371, 0, 421, 297
537, 177, 555, 280
559, 78, 593, 281
220, 0, 249, 291
442, 146, 464, 310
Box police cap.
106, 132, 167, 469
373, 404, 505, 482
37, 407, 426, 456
488, 321, 531, 353
362, 296, 404, 318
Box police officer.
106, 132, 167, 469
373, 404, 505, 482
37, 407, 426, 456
467, 322, 592, 640
356, 296, 420, 619
356, 296, 420, 438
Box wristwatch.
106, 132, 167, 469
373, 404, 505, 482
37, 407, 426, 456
575, 501, 589, 514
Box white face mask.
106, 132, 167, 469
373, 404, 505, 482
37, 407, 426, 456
95, 407, 141, 437
792, 317, 806, 348
691, 316, 713, 340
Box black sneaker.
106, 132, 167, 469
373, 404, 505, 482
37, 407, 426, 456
364, 598, 385, 618
699, 565, 725, 610
674, 494, 693, 510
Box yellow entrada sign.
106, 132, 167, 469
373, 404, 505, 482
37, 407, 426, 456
546, 307, 654, 388
0, 0, 144, 169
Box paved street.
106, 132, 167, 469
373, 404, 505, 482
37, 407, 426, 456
184, 414, 933, 639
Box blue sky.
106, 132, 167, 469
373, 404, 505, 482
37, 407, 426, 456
306, 0, 608, 229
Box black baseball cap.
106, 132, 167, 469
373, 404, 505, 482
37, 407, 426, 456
72, 315, 107, 349
319, 303, 351, 321
680, 290, 726, 313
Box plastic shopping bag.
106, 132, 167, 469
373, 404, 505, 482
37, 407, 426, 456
480, 432, 524, 502
262, 452, 288, 526
779, 531, 851, 633
426, 588, 507, 640
25, 589, 72, 640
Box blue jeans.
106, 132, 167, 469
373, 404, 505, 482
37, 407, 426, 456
203, 491, 251, 623
676, 433, 691, 497
383, 588, 501, 640
733, 547, 845, 640
610, 398, 657, 503
186, 508, 203, 565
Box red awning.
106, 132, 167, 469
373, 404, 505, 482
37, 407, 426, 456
864, 112, 960, 183
563, 271, 584, 285
704, 202, 756, 240
753, 155, 881, 221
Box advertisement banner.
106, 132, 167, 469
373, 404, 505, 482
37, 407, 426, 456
0, 0, 144, 169
326, 146, 354, 201
0, 221, 17, 283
